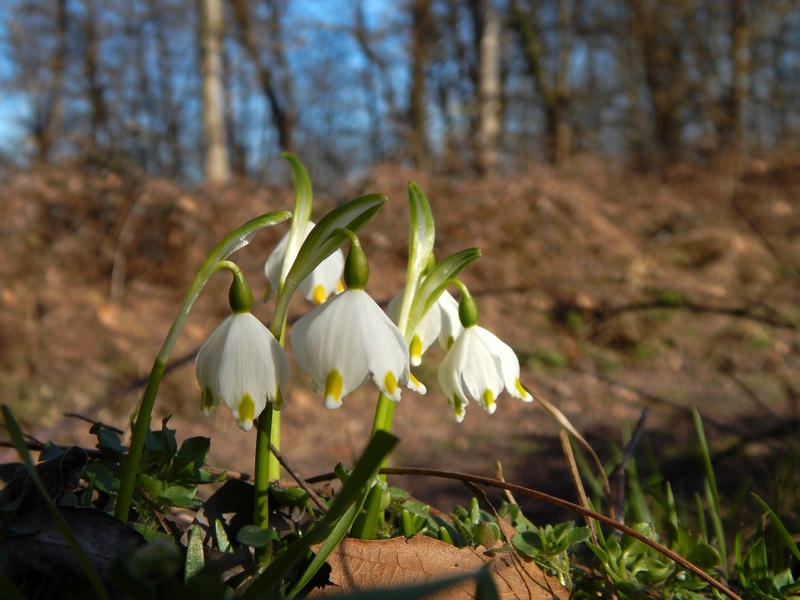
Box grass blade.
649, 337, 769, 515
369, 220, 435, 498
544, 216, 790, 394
2, 405, 111, 600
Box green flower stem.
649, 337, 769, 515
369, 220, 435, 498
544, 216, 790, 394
114, 211, 290, 523
254, 404, 276, 564
370, 392, 395, 438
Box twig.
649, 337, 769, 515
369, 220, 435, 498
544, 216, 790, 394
525, 384, 615, 518
269, 443, 328, 513
560, 431, 597, 542
63, 412, 125, 435
495, 461, 517, 506
375, 466, 743, 600
560, 430, 618, 600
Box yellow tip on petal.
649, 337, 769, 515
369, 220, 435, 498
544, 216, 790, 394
515, 378, 533, 401
446, 336, 455, 350
483, 389, 497, 414
384, 371, 399, 400
324, 369, 344, 409
453, 395, 466, 423
238, 393, 256, 430
409, 335, 423, 367
336, 280, 344, 293
201, 387, 215, 416
313, 284, 327, 305
408, 373, 427, 395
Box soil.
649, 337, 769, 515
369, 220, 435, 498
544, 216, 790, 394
2, 154, 799, 526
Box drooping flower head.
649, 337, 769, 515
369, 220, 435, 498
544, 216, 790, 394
387, 288, 463, 366
264, 221, 344, 305
438, 284, 532, 422
291, 230, 425, 410
196, 264, 290, 431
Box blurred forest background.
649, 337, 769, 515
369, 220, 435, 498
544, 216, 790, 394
2, 0, 800, 520
2, 0, 799, 179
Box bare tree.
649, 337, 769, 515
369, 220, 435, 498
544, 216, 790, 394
198, 0, 231, 182
407, 0, 435, 168
509, 0, 573, 164
229, 0, 296, 155
475, 0, 502, 173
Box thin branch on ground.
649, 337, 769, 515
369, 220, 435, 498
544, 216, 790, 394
375, 466, 743, 600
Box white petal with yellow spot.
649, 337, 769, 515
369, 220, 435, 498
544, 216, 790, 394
195, 312, 290, 431
291, 289, 426, 409
438, 325, 531, 422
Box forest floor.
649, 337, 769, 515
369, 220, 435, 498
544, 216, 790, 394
2, 153, 799, 525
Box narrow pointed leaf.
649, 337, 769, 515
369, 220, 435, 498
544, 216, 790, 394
271, 194, 386, 335
279, 153, 315, 285
244, 431, 398, 599
395, 182, 435, 335
408, 248, 481, 333
2, 406, 110, 600
752, 493, 800, 562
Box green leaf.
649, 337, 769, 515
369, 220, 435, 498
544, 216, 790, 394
278, 153, 315, 286
38, 441, 65, 461
752, 493, 800, 563
245, 431, 398, 599
169, 436, 215, 485
158, 485, 201, 510
692, 407, 727, 575
185, 524, 205, 582
269, 483, 309, 507
512, 531, 544, 559
214, 519, 232, 553
394, 182, 436, 336
350, 482, 384, 540
236, 525, 276, 549
408, 248, 481, 336
272, 194, 386, 335
83, 463, 120, 496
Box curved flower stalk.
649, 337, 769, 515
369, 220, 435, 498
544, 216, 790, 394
196, 262, 289, 431
291, 229, 425, 410
114, 210, 291, 523
264, 220, 344, 304
387, 288, 462, 366
438, 283, 532, 422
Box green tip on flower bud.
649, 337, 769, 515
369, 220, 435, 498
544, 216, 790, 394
339, 229, 369, 290
228, 269, 253, 313
455, 282, 479, 328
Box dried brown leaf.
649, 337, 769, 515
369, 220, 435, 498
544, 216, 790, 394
307, 535, 568, 599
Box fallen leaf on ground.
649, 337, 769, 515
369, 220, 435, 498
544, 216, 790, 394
308, 535, 568, 599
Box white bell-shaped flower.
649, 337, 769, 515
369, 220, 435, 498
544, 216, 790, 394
196, 312, 290, 431
438, 284, 532, 422
387, 289, 463, 366
264, 221, 344, 305
291, 289, 426, 409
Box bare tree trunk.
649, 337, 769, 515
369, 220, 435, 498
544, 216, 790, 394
33, 0, 68, 162
408, 0, 433, 168
82, 0, 108, 151
476, 0, 501, 174
728, 0, 749, 146
627, 0, 684, 161
553, 0, 572, 164
230, 0, 295, 154
198, 0, 231, 183
509, 0, 572, 164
